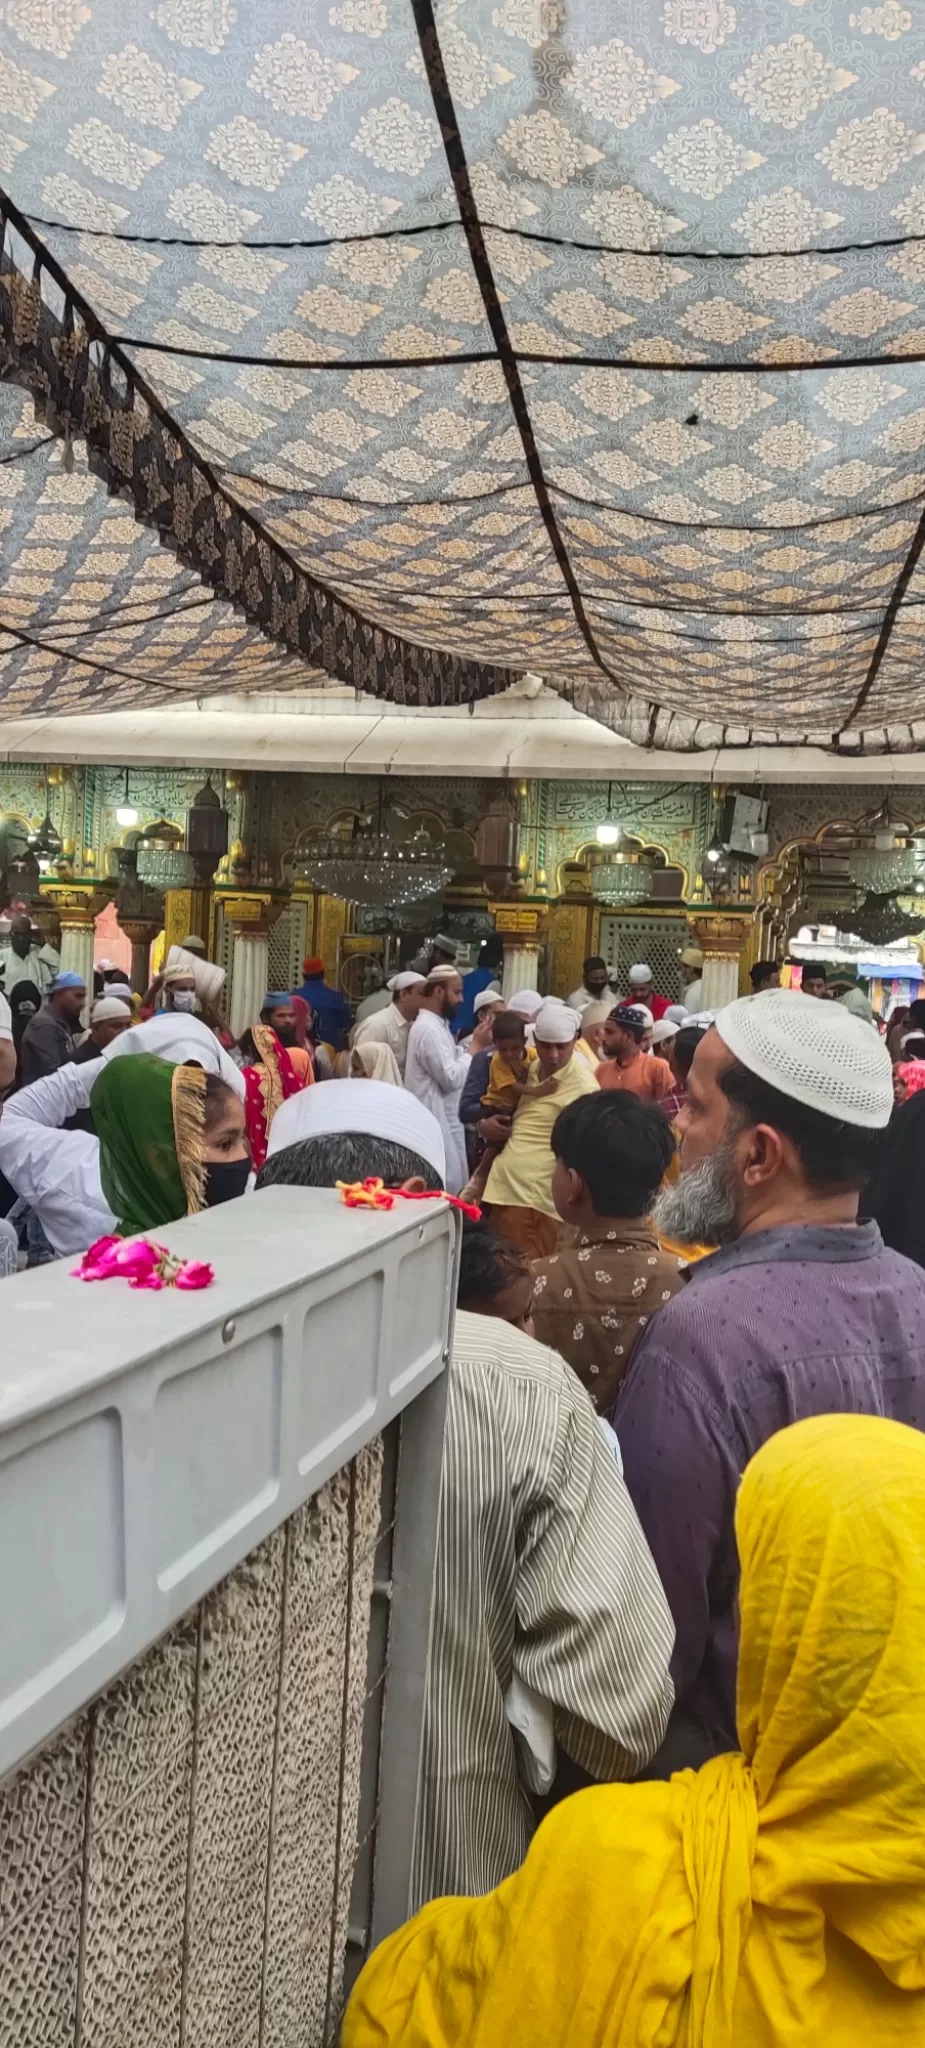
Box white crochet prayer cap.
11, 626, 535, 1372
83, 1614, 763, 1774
473, 986, 503, 1013
628, 963, 653, 983
90, 995, 132, 1024
713, 989, 893, 1130
425, 963, 461, 983
266, 1076, 446, 1182
664, 1003, 689, 1025
507, 989, 543, 1018
534, 999, 580, 1043
387, 970, 426, 992
651, 1017, 679, 1046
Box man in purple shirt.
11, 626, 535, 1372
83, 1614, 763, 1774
613, 987, 925, 1766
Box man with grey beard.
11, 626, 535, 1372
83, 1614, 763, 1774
612, 988, 925, 1769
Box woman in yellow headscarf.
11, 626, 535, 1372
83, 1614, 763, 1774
343, 1413, 925, 2048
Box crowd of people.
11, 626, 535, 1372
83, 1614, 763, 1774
4, 921, 925, 2036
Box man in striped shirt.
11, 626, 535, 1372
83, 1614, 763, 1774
257, 1082, 675, 1907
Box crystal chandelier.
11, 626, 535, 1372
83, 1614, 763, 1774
296, 800, 452, 907
135, 837, 195, 888
849, 845, 924, 894
593, 857, 654, 906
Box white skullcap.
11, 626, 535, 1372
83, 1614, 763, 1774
664, 1004, 689, 1025
680, 947, 704, 969
633, 1005, 653, 1026
90, 995, 133, 1024
102, 1010, 245, 1099
628, 963, 653, 983
387, 970, 426, 993
651, 1017, 679, 1046
714, 989, 893, 1130
579, 1000, 613, 1031
426, 963, 461, 983
104, 982, 133, 1006
507, 988, 543, 1018
473, 986, 504, 1014
534, 999, 580, 1043
95, 957, 116, 972
266, 1076, 446, 1182
685, 1009, 718, 1029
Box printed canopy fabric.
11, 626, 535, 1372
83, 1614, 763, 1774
1, 0, 925, 747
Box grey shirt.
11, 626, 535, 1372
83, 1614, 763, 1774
19, 1007, 77, 1086
613, 1221, 925, 1750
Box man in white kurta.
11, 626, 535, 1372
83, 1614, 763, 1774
352, 970, 425, 1077
404, 968, 471, 1193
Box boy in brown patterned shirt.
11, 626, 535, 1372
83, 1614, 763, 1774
531, 1091, 684, 1412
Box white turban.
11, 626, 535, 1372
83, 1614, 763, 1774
102, 1010, 245, 1098
266, 1076, 446, 1182
534, 999, 580, 1043
507, 989, 543, 1019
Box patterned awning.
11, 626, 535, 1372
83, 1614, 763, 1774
1, 1, 925, 749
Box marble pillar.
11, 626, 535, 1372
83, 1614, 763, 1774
229, 931, 270, 1040
501, 938, 541, 999
59, 920, 95, 1025
700, 953, 742, 1012
691, 914, 755, 1013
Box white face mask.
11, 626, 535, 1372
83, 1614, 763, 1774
171, 989, 199, 1013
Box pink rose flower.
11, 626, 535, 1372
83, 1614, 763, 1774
112, 1238, 161, 1281
174, 1259, 214, 1290
72, 1234, 214, 1291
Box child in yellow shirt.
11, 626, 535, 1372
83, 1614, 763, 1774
462, 1012, 557, 1202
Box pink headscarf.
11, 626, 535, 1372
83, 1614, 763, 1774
896, 1061, 925, 1098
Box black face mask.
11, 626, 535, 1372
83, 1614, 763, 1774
204, 1157, 251, 1206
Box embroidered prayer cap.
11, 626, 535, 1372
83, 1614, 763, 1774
610, 1004, 651, 1039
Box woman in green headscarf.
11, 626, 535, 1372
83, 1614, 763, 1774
91, 1054, 250, 1235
